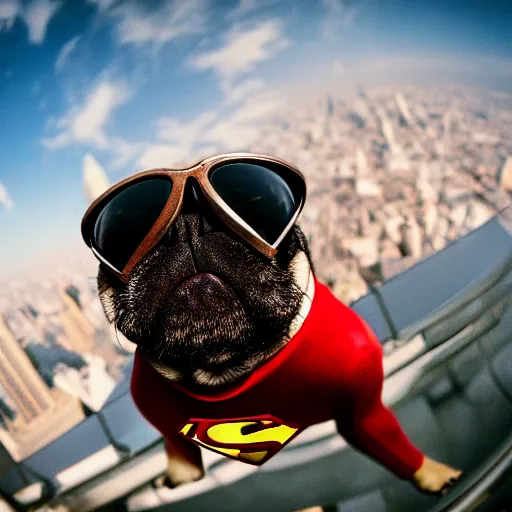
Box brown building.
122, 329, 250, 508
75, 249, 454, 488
0, 316, 55, 423
0, 316, 86, 460
59, 291, 96, 354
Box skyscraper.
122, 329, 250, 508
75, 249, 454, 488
443, 110, 452, 153
325, 94, 334, 117
396, 93, 414, 126
499, 156, 512, 192
83, 153, 110, 205
355, 148, 369, 176
0, 316, 55, 423
376, 107, 397, 152
58, 291, 96, 354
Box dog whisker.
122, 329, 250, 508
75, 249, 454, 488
150, 362, 182, 381
207, 352, 232, 364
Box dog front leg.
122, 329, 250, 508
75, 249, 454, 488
157, 434, 205, 488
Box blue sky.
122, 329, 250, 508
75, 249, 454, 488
0, 0, 511, 277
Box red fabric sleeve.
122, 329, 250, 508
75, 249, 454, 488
130, 352, 204, 470
130, 350, 187, 441
334, 321, 424, 480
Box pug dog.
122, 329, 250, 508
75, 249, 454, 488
90, 166, 462, 499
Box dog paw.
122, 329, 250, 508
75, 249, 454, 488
152, 474, 175, 489
155, 459, 204, 489
412, 456, 462, 495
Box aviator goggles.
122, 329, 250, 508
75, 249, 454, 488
81, 153, 307, 282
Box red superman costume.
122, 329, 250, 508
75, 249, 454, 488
130, 274, 425, 480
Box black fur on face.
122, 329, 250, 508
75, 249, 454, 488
97, 182, 314, 389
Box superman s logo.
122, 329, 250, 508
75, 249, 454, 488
178, 414, 302, 465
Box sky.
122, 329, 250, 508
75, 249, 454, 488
0, 0, 511, 277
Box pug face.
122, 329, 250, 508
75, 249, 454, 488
97, 183, 314, 390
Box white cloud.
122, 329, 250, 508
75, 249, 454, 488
42, 80, 130, 150
23, 0, 62, 44
0, 183, 14, 211
227, 78, 265, 105
156, 110, 217, 147
55, 35, 81, 71
139, 85, 282, 168
137, 110, 218, 169
0, 0, 20, 32
200, 96, 281, 150
42, 131, 70, 150
200, 119, 260, 150
139, 89, 283, 168
0, 0, 62, 43
150, 80, 267, 161
188, 20, 290, 85
229, 95, 280, 124
136, 49, 284, 169
109, 0, 207, 47
138, 144, 192, 169
322, 0, 357, 38
66, 81, 129, 147
109, 137, 145, 169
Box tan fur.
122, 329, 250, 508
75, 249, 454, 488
164, 454, 204, 486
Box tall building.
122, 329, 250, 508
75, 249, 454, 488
0, 317, 86, 460
355, 148, 369, 176
396, 93, 414, 126
443, 110, 452, 153
3, 309, 34, 343
499, 156, 512, 192
65, 284, 82, 308
0, 317, 55, 423
376, 107, 397, 152
0, 397, 14, 429
348, 99, 369, 129
59, 291, 96, 354
83, 153, 110, 205
325, 95, 334, 117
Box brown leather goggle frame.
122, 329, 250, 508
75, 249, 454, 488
81, 153, 307, 283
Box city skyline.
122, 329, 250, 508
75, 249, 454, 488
0, 78, 510, 461
0, 246, 132, 460
0, 2, 510, 501
1, 0, 512, 276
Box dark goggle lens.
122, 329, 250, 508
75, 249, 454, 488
209, 162, 303, 245
93, 178, 173, 271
